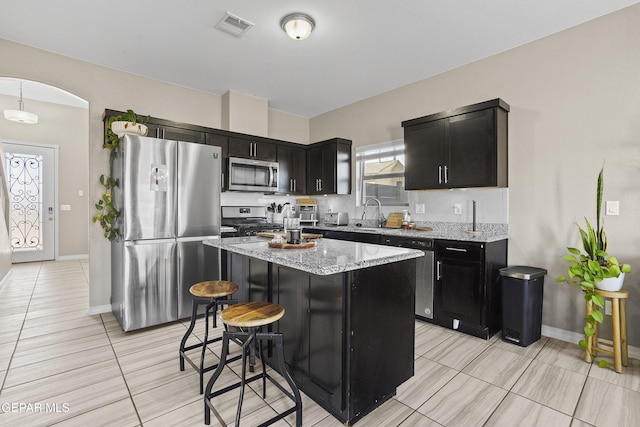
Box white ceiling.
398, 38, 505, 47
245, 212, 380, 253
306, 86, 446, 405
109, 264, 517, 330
0, 0, 638, 117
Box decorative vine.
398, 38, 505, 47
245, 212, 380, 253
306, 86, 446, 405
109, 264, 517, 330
93, 109, 150, 241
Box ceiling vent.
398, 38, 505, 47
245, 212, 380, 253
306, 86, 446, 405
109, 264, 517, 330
215, 12, 254, 38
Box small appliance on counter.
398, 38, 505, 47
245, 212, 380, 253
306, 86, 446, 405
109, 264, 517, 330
324, 212, 349, 226
295, 198, 318, 226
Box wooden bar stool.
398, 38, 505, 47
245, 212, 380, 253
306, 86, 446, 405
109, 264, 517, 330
204, 301, 302, 427
585, 289, 629, 373
179, 280, 240, 394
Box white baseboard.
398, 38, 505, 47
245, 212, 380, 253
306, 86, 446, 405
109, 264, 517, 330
57, 254, 89, 261
0, 269, 12, 290
542, 324, 640, 360
88, 304, 111, 315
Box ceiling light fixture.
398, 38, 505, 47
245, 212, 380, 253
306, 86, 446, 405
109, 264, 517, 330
280, 13, 315, 41
4, 82, 38, 124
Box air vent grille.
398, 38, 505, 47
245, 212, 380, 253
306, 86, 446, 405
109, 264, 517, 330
215, 12, 254, 38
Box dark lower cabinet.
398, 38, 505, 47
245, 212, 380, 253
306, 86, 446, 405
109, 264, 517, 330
225, 253, 269, 304
434, 239, 507, 339
224, 252, 415, 425
276, 267, 344, 411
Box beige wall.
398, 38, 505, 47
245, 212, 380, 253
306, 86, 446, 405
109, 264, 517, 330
0, 95, 89, 257
311, 5, 640, 344
0, 38, 307, 310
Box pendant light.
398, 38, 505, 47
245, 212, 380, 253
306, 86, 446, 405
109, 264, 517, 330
4, 82, 38, 124
280, 13, 315, 40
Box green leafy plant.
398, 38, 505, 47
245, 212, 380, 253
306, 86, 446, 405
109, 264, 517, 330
557, 167, 631, 366
95, 109, 151, 240
92, 174, 119, 241
104, 109, 150, 151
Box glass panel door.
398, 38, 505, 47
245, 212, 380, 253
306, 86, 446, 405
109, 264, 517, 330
2, 142, 56, 263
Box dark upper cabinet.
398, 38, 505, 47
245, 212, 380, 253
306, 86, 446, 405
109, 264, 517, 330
306, 138, 352, 195
228, 136, 277, 161
146, 123, 205, 144
205, 132, 229, 191
402, 99, 509, 190
104, 109, 352, 195
404, 120, 446, 189
277, 144, 306, 194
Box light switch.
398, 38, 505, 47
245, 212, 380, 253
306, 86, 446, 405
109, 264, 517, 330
415, 203, 425, 214
78, 190, 84, 197
606, 201, 619, 216
454, 203, 462, 215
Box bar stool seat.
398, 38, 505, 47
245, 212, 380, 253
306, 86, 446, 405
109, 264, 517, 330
179, 280, 240, 394
586, 289, 629, 373
204, 301, 302, 426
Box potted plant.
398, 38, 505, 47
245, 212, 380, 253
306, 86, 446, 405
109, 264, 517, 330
95, 109, 151, 240
557, 166, 631, 364
104, 109, 150, 151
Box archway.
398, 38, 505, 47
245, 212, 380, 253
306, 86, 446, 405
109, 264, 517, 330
0, 78, 89, 268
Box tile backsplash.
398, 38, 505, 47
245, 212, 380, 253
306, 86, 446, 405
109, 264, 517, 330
221, 187, 509, 225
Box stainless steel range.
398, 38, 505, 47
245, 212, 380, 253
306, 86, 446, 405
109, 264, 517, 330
221, 206, 283, 237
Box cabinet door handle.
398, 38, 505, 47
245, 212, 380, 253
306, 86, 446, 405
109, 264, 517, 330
436, 261, 442, 280
253, 142, 257, 157
438, 166, 442, 184
444, 166, 448, 183
293, 178, 296, 192
319, 178, 323, 191
445, 247, 467, 252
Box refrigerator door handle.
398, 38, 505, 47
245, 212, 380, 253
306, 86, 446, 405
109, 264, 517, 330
176, 236, 220, 243
125, 239, 175, 246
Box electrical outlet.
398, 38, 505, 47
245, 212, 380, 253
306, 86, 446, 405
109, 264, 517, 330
415, 203, 425, 214
606, 201, 619, 216
60, 204, 71, 211
328, 205, 333, 213
454, 203, 462, 215
605, 300, 612, 316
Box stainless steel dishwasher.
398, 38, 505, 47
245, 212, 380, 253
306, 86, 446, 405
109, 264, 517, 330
381, 235, 435, 320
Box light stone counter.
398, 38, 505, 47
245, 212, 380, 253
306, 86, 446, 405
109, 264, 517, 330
307, 221, 509, 243
205, 236, 423, 276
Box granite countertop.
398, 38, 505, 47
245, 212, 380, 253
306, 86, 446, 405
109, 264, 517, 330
307, 221, 509, 243
205, 236, 424, 276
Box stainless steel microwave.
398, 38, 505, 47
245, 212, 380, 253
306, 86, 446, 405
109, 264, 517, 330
228, 157, 279, 192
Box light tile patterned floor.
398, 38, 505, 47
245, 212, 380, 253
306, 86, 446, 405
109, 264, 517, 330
1, 260, 639, 426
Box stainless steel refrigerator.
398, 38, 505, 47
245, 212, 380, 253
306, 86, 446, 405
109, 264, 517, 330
111, 134, 221, 331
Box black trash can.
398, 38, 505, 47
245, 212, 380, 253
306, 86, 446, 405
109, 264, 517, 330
500, 266, 547, 347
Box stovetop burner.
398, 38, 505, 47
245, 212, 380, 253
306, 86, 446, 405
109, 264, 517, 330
221, 205, 283, 237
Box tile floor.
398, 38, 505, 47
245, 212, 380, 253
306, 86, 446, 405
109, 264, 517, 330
1, 260, 639, 426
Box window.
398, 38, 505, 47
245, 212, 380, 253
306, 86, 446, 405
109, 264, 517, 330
356, 140, 408, 206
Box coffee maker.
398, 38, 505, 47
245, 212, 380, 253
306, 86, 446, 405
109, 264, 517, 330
296, 202, 318, 226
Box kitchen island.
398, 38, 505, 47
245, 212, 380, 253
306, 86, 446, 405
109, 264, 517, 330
205, 236, 423, 425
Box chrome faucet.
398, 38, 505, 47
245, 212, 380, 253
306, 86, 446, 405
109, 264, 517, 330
361, 198, 386, 227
